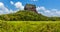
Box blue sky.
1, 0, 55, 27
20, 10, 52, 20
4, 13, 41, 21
0, 0, 60, 17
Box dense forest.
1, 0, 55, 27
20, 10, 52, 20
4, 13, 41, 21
0, 10, 60, 21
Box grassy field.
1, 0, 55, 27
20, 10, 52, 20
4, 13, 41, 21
0, 21, 60, 32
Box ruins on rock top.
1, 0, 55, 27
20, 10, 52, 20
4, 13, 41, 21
24, 4, 37, 13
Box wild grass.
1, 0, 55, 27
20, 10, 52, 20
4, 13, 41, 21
0, 21, 60, 32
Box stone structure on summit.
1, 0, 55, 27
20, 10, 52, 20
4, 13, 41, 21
24, 4, 37, 13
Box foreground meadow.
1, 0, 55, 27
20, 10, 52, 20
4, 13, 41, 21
0, 21, 60, 32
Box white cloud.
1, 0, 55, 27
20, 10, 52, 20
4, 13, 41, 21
31, 0, 38, 1
36, 6, 60, 17
0, 2, 24, 14
0, 2, 4, 8
10, 1, 14, 5
36, 6, 46, 11
0, 2, 15, 14
45, 10, 50, 13
14, 2, 24, 10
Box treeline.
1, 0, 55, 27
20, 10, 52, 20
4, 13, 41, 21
0, 10, 60, 21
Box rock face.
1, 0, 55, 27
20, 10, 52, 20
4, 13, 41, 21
24, 4, 37, 13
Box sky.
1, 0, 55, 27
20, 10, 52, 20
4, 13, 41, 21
0, 0, 60, 17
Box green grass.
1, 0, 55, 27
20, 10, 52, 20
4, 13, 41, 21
0, 21, 60, 32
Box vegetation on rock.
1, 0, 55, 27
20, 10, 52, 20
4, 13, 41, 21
0, 10, 48, 21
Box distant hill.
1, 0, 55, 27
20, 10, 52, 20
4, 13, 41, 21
0, 10, 49, 21
0, 10, 60, 21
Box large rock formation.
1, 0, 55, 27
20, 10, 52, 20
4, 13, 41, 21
24, 4, 37, 13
